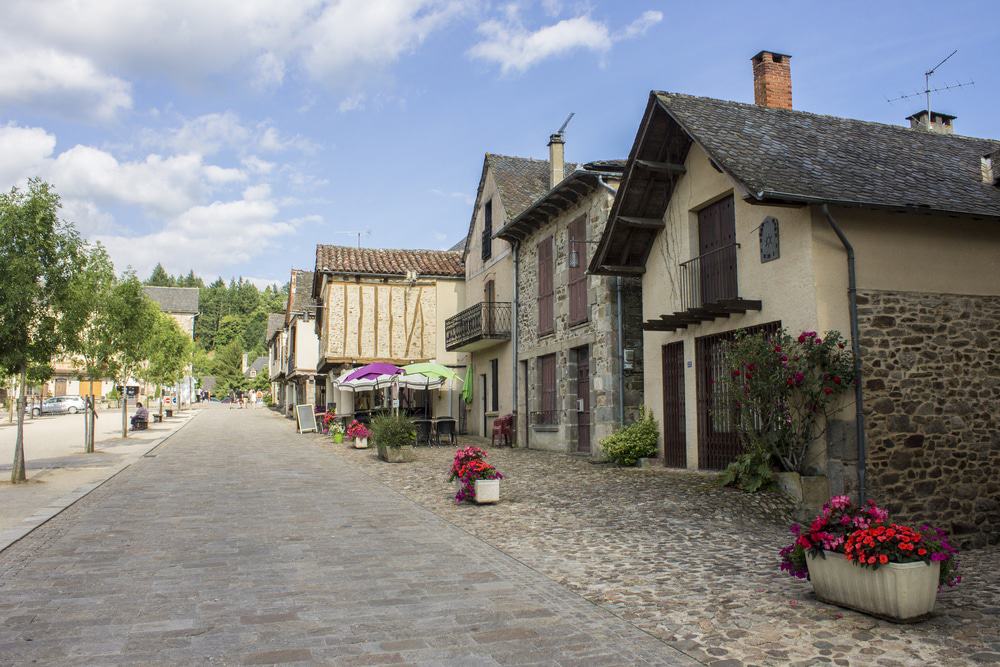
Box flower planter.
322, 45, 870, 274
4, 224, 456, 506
379, 444, 416, 463
807, 550, 940, 622
353, 437, 368, 449
473, 479, 500, 504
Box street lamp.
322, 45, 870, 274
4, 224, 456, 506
568, 236, 600, 269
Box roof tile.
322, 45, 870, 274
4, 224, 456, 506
314, 246, 464, 278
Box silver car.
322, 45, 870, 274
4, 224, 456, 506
28, 395, 87, 417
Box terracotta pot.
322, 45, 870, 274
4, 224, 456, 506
807, 550, 940, 622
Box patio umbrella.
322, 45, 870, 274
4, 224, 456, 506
343, 362, 403, 382
461, 364, 473, 404
402, 363, 464, 418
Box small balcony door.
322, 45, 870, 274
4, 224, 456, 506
484, 279, 495, 335
697, 196, 737, 304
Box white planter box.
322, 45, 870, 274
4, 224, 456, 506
353, 437, 368, 449
807, 550, 940, 622
474, 479, 500, 504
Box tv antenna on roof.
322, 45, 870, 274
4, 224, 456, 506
330, 229, 370, 249
555, 112, 575, 137
886, 50, 973, 129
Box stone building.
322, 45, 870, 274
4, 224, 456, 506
445, 151, 574, 437
282, 269, 322, 416
495, 159, 644, 456
591, 50, 1000, 546
312, 245, 466, 417
266, 312, 287, 408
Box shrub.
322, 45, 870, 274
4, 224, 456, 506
369, 413, 415, 448
600, 408, 658, 466
717, 442, 774, 493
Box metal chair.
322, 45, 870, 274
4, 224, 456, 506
414, 420, 433, 446
435, 419, 457, 446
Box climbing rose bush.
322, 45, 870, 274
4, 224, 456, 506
721, 328, 855, 477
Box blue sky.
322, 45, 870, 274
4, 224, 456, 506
1, 0, 996, 286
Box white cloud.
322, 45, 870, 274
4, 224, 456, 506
0, 124, 56, 186
0, 47, 132, 121
338, 93, 367, 113
242, 155, 276, 175
60, 198, 115, 235
252, 52, 286, 90
243, 183, 272, 201
258, 126, 319, 154
468, 9, 663, 73
156, 111, 251, 155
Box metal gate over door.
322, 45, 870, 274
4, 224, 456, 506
695, 321, 780, 470
661, 342, 686, 467
575, 346, 591, 454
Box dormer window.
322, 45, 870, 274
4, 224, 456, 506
481, 199, 493, 261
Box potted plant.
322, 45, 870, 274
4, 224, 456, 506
346, 419, 370, 448
599, 408, 658, 466
448, 446, 487, 491
453, 456, 504, 504
779, 495, 960, 622
329, 419, 345, 444
371, 413, 417, 463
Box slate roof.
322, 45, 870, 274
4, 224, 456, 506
462, 153, 579, 260
143, 286, 199, 314
288, 269, 317, 315
266, 313, 285, 343
447, 238, 466, 252
314, 246, 465, 278
244, 356, 268, 378
657, 92, 1000, 218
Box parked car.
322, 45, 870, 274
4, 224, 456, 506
27, 395, 87, 417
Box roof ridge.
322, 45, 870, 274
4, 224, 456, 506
655, 91, 1000, 144
316, 244, 461, 254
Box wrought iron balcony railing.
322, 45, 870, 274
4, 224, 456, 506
445, 301, 512, 351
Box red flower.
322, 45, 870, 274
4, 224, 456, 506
879, 554, 889, 564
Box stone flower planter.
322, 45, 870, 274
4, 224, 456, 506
378, 444, 416, 463
807, 550, 940, 622
474, 479, 500, 504
353, 437, 368, 449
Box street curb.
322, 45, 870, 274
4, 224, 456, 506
0, 411, 202, 554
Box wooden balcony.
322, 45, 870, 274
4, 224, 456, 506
445, 302, 512, 352
643, 244, 761, 332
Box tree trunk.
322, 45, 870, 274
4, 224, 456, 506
121, 386, 128, 439
158, 385, 164, 421
11, 368, 27, 483
85, 382, 96, 454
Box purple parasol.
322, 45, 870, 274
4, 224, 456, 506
343, 363, 404, 382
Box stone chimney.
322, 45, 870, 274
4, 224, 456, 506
752, 50, 792, 109
547, 133, 565, 188
983, 149, 1000, 186
906, 110, 956, 135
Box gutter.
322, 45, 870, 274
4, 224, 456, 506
512, 240, 520, 445
616, 276, 625, 425
821, 204, 867, 503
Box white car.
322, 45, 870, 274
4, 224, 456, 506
28, 395, 87, 417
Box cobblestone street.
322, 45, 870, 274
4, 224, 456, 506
0, 408, 693, 666
320, 422, 1000, 666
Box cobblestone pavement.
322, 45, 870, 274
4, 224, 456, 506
0, 407, 694, 666
320, 426, 1000, 667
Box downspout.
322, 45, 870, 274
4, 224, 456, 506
512, 240, 520, 446
821, 204, 866, 502
616, 276, 626, 425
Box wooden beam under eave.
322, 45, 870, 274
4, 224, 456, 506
642, 320, 678, 331
598, 264, 644, 275
634, 159, 687, 175
618, 216, 665, 230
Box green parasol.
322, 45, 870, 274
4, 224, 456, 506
461, 364, 473, 404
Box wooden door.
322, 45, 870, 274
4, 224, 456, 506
484, 279, 495, 335
575, 347, 591, 454
661, 342, 686, 467
54, 378, 67, 396
481, 374, 488, 436
697, 196, 737, 304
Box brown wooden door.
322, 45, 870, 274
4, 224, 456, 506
661, 342, 686, 468
575, 346, 590, 453
484, 279, 495, 335
698, 196, 737, 304
54, 379, 67, 396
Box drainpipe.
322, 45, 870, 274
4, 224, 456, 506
512, 240, 520, 446
616, 276, 626, 425
821, 204, 866, 502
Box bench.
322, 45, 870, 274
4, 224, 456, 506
152, 414, 163, 423
131, 419, 148, 431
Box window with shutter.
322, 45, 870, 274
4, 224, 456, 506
538, 354, 557, 424
568, 217, 588, 325
490, 358, 499, 412
537, 236, 554, 335
481, 199, 493, 261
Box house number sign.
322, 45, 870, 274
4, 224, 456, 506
760, 216, 779, 262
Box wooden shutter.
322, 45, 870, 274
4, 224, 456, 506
568, 217, 587, 325
481, 199, 493, 261
490, 358, 499, 412
537, 236, 554, 335
539, 354, 557, 424
697, 196, 737, 304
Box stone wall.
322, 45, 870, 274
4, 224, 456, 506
858, 289, 1000, 548
517, 188, 644, 455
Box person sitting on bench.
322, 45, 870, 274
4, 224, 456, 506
131, 402, 149, 430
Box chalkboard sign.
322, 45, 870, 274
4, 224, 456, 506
296, 404, 318, 433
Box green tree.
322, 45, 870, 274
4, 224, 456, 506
213, 340, 247, 396
143, 311, 192, 420
62, 242, 117, 453
215, 314, 243, 347
104, 273, 159, 438
0, 180, 82, 482
145, 263, 174, 286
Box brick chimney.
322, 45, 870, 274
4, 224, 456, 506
547, 133, 565, 188
752, 50, 792, 109
906, 110, 956, 135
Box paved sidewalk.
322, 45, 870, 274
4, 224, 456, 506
0, 407, 694, 665
0, 410, 199, 551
